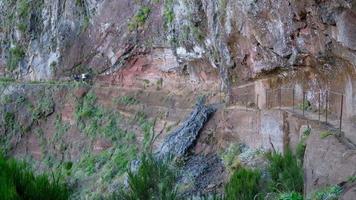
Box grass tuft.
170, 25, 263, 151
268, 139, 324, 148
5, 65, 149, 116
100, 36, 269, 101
128, 6, 151, 31
308, 185, 342, 200
224, 167, 261, 200
319, 131, 333, 139
114, 154, 178, 200
266, 149, 304, 193
0, 153, 69, 200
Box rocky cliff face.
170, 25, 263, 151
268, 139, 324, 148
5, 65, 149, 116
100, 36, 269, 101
1, 0, 356, 199
1, 0, 355, 79
1, 0, 356, 116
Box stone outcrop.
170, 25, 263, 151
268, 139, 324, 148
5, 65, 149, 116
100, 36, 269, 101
304, 127, 356, 196
157, 97, 216, 159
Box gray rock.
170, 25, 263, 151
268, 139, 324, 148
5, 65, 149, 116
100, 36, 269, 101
157, 97, 216, 160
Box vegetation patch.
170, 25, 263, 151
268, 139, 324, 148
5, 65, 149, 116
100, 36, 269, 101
298, 100, 312, 111
0, 153, 69, 200
163, 0, 175, 28
296, 127, 311, 164
134, 111, 155, 150
0, 77, 16, 83
348, 175, 356, 183
278, 191, 303, 200
31, 93, 55, 122
118, 96, 140, 105
75, 92, 129, 141
267, 149, 304, 194
128, 6, 151, 31
52, 114, 70, 144
319, 131, 333, 139
7, 46, 25, 72
308, 185, 342, 200
224, 167, 261, 200
114, 154, 178, 200
220, 143, 242, 170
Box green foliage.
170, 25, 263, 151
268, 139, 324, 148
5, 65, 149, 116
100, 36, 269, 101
16, 0, 30, 33
308, 185, 342, 200
63, 161, 73, 171
0, 153, 69, 200
278, 191, 303, 200
319, 131, 333, 139
0, 92, 41, 151
296, 141, 306, 164
348, 175, 356, 183
114, 154, 179, 200
75, 92, 127, 140
156, 78, 163, 90
296, 127, 311, 164
119, 96, 140, 105
4, 112, 15, 131
224, 167, 261, 200
128, 6, 151, 31
75, 92, 102, 137
17, 0, 30, 18
7, 46, 25, 72
298, 100, 311, 111
31, 93, 54, 121
163, 0, 175, 27
267, 149, 304, 193
134, 111, 154, 150
53, 114, 69, 143
1, 95, 13, 104
75, 92, 98, 120
75, 0, 85, 7
0, 77, 15, 83
220, 143, 241, 169
82, 15, 90, 32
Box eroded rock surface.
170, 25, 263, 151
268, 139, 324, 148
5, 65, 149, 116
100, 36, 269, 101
157, 97, 216, 159
304, 128, 356, 195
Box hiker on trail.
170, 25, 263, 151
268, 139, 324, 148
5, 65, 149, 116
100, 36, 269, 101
73, 73, 90, 81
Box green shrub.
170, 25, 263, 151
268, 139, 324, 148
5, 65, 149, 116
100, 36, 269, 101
224, 167, 261, 200
134, 111, 154, 149
278, 191, 303, 200
296, 141, 306, 164
296, 127, 311, 164
220, 143, 241, 169
0, 153, 69, 200
17, 0, 30, 18
7, 46, 25, 72
128, 6, 151, 30
4, 112, 15, 131
267, 149, 303, 193
75, 92, 98, 119
298, 100, 311, 111
75, 92, 129, 140
0, 77, 15, 83
31, 94, 55, 121
163, 0, 175, 27
348, 175, 356, 183
115, 154, 178, 200
308, 185, 342, 200
53, 114, 69, 142
119, 96, 140, 105
75, 92, 102, 137
63, 161, 73, 171
319, 131, 333, 139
